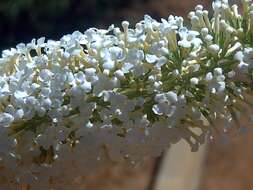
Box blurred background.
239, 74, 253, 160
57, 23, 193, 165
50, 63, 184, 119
1, 0, 252, 190
0, 0, 210, 51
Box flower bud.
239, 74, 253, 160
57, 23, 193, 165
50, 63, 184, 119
208, 44, 220, 55
190, 77, 199, 85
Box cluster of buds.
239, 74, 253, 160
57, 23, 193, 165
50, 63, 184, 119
0, 0, 253, 189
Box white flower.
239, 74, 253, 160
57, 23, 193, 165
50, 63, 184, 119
195, 5, 203, 11
122, 21, 129, 32
121, 62, 134, 73
238, 62, 249, 73
153, 91, 178, 116
40, 87, 51, 97
14, 90, 28, 104
190, 77, 199, 85
155, 56, 167, 69
165, 91, 178, 103
133, 64, 146, 77
0, 78, 9, 100
4, 105, 15, 115
125, 49, 144, 64
0, 113, 14, 127
114, 69, 125, 79
84, 68, 98, 83
154, 93, 167, 103
109, 46, 125, 60
204, 35, 213, 43
39, 69, 53, 82
146, 54, 158, 64
41, 98, 52, 110
208, 44, 220, 55
178, 27, 202, 49
205, 72, 213, 81
93, 74, 118, 96
70, 85, 83, 98
201, 27, 209, 36
204, 68, 226, 94
14, 109, 24, 120
212, 1, 222, 12
80, 81, 92, 93
226, 67, 235, 76
103, 60, 115, 70
214, 67, 223, 76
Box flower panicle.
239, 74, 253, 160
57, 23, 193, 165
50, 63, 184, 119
0, 0, 253, 188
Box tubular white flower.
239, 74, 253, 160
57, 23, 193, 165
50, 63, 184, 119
190, 77, 199, 85
0, 113, 14, 127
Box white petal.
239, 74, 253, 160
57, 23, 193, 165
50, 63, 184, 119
205, 72, 213, 81
152, 104, 163, 115
103, 60, 115, 70
14, 109, 24, 120
109, 46, 124, 60
237, 62, 249, 73
0, 113, 14, 127
121, 62, 133, 73
178, 39, 191, 48
217, 82, 226, 92
14, 90, 28, 99
81, 82, 92, 93
208, 44, 220, 55
146, 54, 158, 64
85, 68, 96, 76
154, 93, 167, 103
190, 77, 199, 85
166, 91, 178, 103
214, 67, 223, 76
156, 56, 167, 68
114, 70, 125, 79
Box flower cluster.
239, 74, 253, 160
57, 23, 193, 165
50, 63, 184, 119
1, 0, 253, 189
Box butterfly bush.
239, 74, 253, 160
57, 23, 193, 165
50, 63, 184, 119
1, 0, 253, 188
